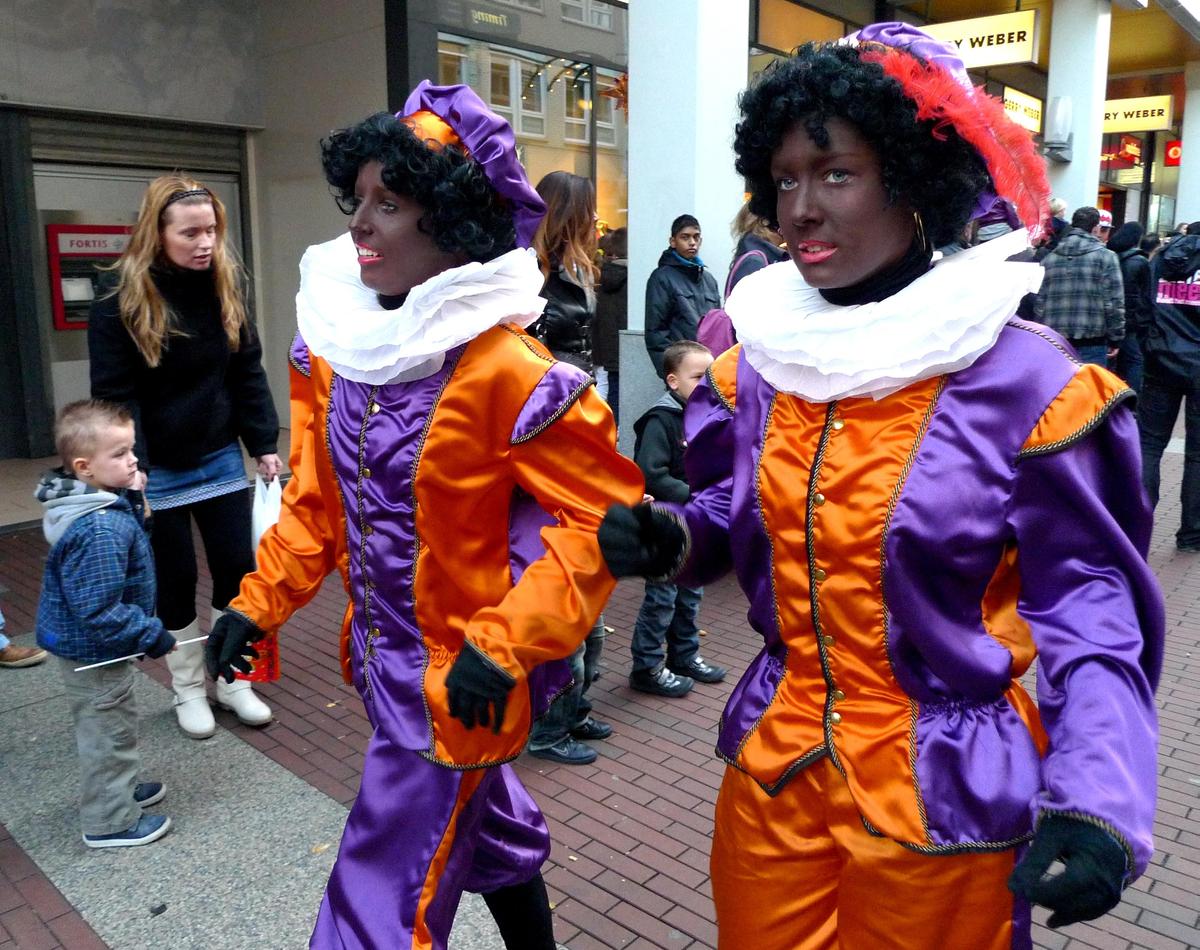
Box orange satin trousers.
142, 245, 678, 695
711, 760, 1027, 950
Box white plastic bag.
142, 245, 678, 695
251, 474, 282, 564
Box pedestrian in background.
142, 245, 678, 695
526, 169, 615, 766
1140, 220, 1200, 552
88, 176, 280, 740
1108, 221, 1152, 394
628, 340, 725, 699
726, 201, 788, 293
593, 226, 627, 428
35, 400, 176, 848
1034, 206, 1125, 366
644, 214, 720, 378
0, 605, 47, 668
529, 171, 598, 373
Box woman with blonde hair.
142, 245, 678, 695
726, 199, 788, 294
529, 170, 599, 372
89, 174, 281, 739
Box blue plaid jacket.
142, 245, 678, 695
36, 491, 165, 664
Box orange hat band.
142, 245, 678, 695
400, 110, 465, 153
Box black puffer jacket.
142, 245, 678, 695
532, 264, 593, 372
592, 258, 627, 374
1145, 234, 1200, 386
644, 249, 720, 378
1116, 247, 1154, 339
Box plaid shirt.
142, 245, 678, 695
36, 490, 165, 664
1034, 229, 1125, 344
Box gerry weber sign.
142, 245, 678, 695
922, 10, 1039, 69
1103, 96, 1174, 134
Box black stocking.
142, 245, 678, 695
481, 872, 556, 950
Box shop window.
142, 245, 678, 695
566, 69, 619, 146
561, 0, 613, 31
489, 53, 547, 138
439, 41, 467, 86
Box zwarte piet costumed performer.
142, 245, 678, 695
598, 24, 1163, 950
207, 82, 643, 949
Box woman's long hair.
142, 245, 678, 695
111, 174, 246, 367
532, 171, 599, 285
730, 200, 778, 244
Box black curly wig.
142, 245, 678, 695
321, 112, 516, 263
734, 43, 992, 248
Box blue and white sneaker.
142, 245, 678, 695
134, 782, 166, 808
83, 814, 171, 849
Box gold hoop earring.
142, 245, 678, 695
913, 210, 930, 255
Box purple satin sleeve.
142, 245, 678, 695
1006, 403, 1163, 876
669, 374, 734, 588
510, 361, 591, 444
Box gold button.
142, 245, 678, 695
370, 403, 381, 414
371, 627, 381, 637
831, 418, 845, 431
813, 493, 826, 506
364, 524, 373, 536
822, 635, 835, 647
813, 568, 827, 582
832, 689, 846, 702
830, 711, 843, 725
363, 467, 372, 479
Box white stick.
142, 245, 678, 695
73, 635, 208, 672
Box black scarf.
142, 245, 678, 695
819, 236, 932, 307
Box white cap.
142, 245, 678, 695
1098, 209, 1113, 228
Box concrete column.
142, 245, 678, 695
1176, 61, 1200, 225
1044, 0, 1112, 212
619, 0, 749, 448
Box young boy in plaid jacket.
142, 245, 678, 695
36, 400, 176, 848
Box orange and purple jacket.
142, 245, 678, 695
674, 319, 1163, 878
229, 323, 643, 768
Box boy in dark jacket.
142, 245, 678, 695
36, 400, 176, 848
644, 215, 721, 378
1140, 222, 1200, 551
629, 341, 727, 697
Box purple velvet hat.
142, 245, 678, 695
399, 80, 547, 248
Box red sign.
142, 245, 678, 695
1165, 139, 1182, 167
46, 224, 131, 331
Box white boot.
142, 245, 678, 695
211, 608, 272, 727
164, 621, 216, 739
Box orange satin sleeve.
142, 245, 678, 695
467, 386, 644, 677
229, 354, 349, 641
1020, 363, 1133, 457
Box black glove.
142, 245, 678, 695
597, 503, 688, 579
205, 612, 262, 684
445, 641, 516, 734
143, 628, 177, 660
1008, 813, 1129, 928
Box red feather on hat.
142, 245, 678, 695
861, 47, 1051, 241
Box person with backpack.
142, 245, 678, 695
1139, 220, 1200, 552
644, 214, 720, 378
698, 205, 790, 357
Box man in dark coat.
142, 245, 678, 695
1140, 221, 1200, 552
644, 214, 720, 378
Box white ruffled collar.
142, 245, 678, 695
725, 228, 1044, 402
296, 233, 546, 384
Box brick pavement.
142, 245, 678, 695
2, 450, 1199, 949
